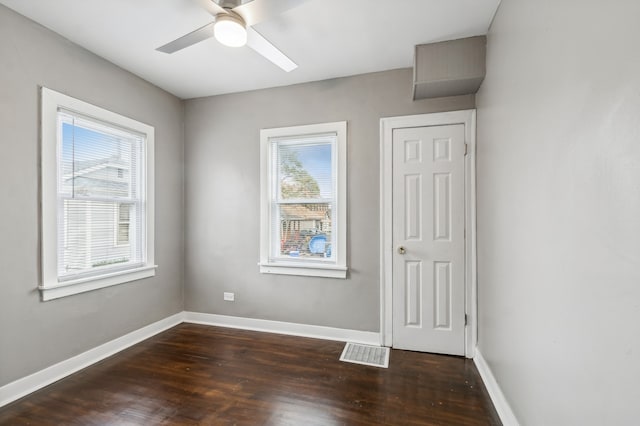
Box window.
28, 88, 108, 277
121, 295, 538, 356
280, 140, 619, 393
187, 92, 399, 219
40, 88, 155, 301
260, 121, 347, 278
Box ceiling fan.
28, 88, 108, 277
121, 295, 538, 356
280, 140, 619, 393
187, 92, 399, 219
156, 0, 308, 72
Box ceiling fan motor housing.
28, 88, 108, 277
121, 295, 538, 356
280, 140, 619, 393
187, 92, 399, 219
214, 0, 247, 9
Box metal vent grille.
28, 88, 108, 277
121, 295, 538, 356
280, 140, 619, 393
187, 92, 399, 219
339, 342, 390, 368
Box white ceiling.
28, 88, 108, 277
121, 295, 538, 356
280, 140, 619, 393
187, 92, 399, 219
0, 0, 501, 99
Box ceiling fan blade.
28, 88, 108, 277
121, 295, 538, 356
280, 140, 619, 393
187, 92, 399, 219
156, 22, 216, 54
233, 0, 310, 26
246, 27, 297, 72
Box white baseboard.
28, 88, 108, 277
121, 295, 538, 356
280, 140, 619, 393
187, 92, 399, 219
474, 348, 520, 426
0, 312, 184, 408
184, 311, 380, 346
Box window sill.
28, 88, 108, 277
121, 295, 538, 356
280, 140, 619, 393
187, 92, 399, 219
259, 263, 347, 279
39, 265, 157, 301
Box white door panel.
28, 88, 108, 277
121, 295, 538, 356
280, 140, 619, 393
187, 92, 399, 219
392, 124, 466, 356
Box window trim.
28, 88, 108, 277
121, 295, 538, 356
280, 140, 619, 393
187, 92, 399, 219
39, 87, 156, 301
259, 121, 347, 279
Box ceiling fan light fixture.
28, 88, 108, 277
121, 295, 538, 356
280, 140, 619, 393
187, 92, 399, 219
214, 13, 247, 47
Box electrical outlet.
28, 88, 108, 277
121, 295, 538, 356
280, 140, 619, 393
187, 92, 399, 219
223, 292, 235, 302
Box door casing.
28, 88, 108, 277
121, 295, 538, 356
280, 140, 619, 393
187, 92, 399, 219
379, 110, 477, 358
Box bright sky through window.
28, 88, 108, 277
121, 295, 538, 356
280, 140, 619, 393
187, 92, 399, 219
62, 123, 123, 162
293, 143, 332, 198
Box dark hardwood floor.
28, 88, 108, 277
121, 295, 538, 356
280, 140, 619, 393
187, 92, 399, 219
0, 324, 500, 425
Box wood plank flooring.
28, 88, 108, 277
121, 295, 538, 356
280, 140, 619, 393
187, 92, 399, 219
0, 324, 500, 425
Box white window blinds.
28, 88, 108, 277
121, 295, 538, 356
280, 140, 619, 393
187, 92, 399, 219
269, 133, 336, 262
57, 110, 146, 281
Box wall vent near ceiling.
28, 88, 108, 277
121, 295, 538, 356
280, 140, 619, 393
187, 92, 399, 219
413, 35, 486, 100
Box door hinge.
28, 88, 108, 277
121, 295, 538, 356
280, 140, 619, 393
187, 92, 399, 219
464, 143, 469, 156
464, 313, 468, 326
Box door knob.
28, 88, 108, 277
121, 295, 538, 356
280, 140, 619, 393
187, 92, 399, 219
397, 246, 406, 255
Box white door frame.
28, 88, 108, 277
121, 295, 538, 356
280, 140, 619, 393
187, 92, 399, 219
379, 110, 477, 358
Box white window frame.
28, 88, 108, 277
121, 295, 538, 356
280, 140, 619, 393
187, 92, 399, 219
259, 121, 347, 279
40, 87, 156, 301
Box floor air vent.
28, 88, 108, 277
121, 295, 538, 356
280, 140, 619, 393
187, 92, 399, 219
340, 342, 390, 368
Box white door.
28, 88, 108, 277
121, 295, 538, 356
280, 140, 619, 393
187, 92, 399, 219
392, 124, 466, 356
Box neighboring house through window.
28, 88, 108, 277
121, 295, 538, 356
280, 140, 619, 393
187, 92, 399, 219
259, 121, 347, 278
40, 88, 156, 301
116, 203, 131, 246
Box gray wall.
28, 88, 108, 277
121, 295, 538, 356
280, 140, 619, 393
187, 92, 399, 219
0, 6, 184, 386
476, 0, 640, 424
184, 69, 474, 331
